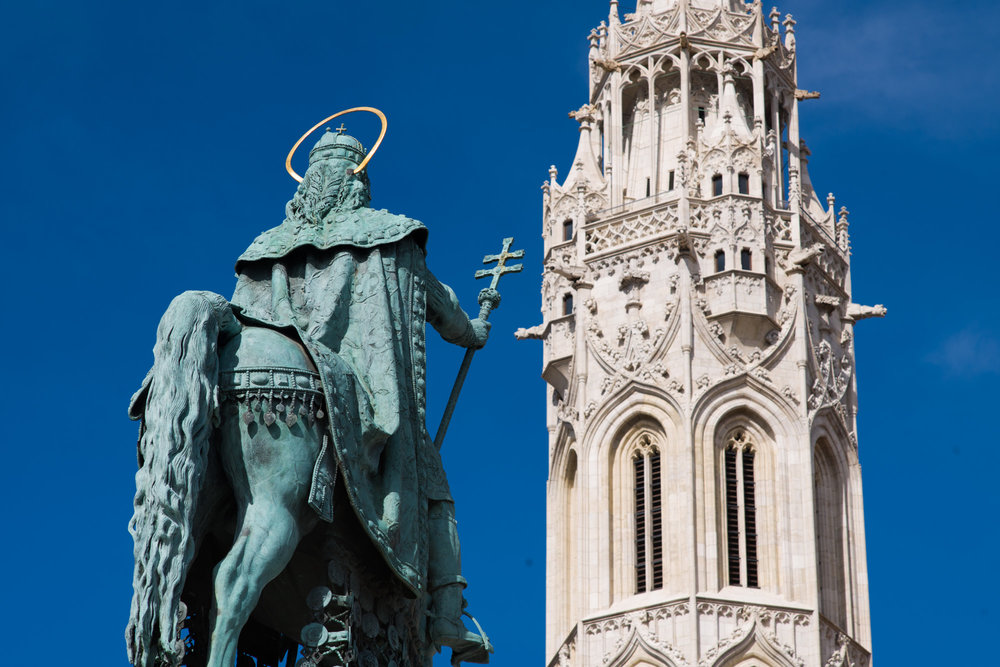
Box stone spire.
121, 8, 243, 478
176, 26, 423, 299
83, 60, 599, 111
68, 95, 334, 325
524, 2, 880, 667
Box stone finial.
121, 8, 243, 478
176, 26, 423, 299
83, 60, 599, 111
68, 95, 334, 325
549, 165, 559, 183
836, 206, 851, 252
609, 0, 620, 24
769, 6, 781, 32
827, 192, 836, 213
783, 14, 796, 50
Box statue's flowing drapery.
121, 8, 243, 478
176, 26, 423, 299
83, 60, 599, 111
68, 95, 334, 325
232, 208, 469, 596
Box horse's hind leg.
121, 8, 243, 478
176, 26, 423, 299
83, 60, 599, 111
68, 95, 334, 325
206, 406, 321, 667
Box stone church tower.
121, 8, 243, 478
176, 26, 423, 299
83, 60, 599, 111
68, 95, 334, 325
517, 2, 883, 666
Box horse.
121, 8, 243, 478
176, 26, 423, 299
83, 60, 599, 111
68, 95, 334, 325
126, 290, 428, 667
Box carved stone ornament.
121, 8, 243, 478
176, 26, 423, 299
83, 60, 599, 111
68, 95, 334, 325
696, 604, 808, 667
580, 601, 691, 667
807, 339, 853, 419
585, 278, 681, 402
689, 282, 798, 399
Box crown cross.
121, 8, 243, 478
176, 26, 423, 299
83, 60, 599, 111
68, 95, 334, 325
335, 123, 348, 135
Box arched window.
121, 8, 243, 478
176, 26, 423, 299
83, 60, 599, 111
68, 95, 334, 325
562, 218, 574, 242
562, 293, 574, 316
740, 248, 752, 271
712, 174, 723, 197
564, 448, 579, 634
814, 439, 847, 628
724, 429, 759, 588
632, 435, 663, 593
715, 249, 726, 273
738, 172, 750, 194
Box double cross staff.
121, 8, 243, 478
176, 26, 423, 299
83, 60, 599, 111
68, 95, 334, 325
433, 237, 524, 450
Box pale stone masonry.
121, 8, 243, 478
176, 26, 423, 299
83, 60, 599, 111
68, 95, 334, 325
517, 2, 882, 666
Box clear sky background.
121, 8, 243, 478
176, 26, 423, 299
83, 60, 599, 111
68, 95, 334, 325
2, 1, 998, 665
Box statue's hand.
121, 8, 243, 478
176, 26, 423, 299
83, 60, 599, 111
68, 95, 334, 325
467, 318, 491, 349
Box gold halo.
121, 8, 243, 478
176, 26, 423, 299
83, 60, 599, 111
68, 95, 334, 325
284, 106, 388, 183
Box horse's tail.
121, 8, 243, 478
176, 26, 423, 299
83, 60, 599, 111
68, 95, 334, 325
126, 290, 240, 667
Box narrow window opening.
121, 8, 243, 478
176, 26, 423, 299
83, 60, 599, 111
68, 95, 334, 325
741, 248, 752, 271
715, 250, 726, 273
562, 219, 573, 242
645, 178, 651, 197
562, 293, 574, 316
649, 451, 663, 591
765, 256, 772, 276
725, 448, 741, 586
743, 450, 759, 588
712, 174, 723, 197
697, 106, 706, 122
634, 455, 647, 594
738, 172, 750, 195
668, 170, 675, 190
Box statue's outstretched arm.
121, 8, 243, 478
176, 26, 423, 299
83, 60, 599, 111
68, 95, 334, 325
425, 272, 489, 349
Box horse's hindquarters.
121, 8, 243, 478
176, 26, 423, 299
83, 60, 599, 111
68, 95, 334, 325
219, 326, 317, 373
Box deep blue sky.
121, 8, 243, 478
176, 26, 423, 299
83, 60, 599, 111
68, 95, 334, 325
2, 1, 998, 665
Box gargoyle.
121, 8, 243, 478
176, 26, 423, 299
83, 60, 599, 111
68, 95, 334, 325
846, 303, 887, 320
547, 261, 588, 284
592, 56, 621, 72
788, 242, 825, 267
754, 44, 779, 61
515, 323, 547, 340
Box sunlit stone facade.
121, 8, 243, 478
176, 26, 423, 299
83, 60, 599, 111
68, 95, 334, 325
518, 2, 882, 665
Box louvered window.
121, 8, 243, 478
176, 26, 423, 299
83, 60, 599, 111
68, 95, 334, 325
724, 430, 759, 588
633, 437, 663, 594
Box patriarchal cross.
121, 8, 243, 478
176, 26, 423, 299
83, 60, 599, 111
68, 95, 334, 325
434, 237, 525, 449
475, 236, 524, 291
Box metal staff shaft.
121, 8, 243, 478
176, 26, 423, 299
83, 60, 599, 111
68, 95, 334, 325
433, 236, 523, 451
432, 294, 497, 450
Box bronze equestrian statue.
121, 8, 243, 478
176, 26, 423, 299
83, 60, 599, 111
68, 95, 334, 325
127, 121, 504, 667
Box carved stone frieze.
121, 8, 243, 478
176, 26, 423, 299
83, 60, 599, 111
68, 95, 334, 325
587, 240, 674, 277
697, 604, 809, 667
585, 205, 680, 255
614, 8, 682, 56
581, 601, 691, 667
686, 7, 754, 46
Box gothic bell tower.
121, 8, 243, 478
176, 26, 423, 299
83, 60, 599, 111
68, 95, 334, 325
517, 2, 882, 666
